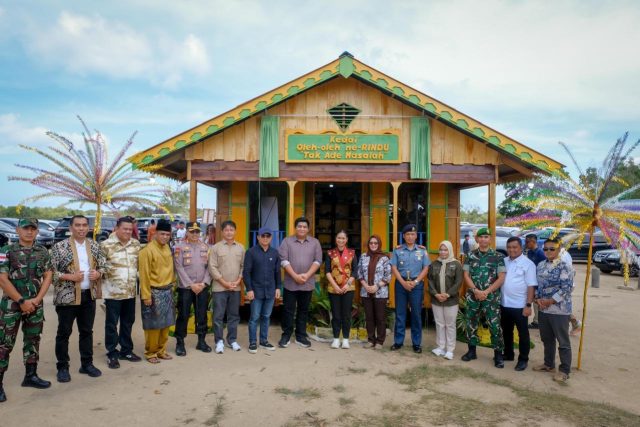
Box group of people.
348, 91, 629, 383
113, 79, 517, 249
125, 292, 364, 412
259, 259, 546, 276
0, 216, 575, 403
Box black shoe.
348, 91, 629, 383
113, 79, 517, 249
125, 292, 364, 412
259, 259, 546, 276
461, 345, 477, 361
528, 321, 539, 329
196, 335, 212, 353
21, 364, 51, 389
390, 343, 403, 351
502, 354, 515, 361
0, 372, 6, 402
107, 357, 120, 369
119, 353, 142, 362
260, 342, 275, 351
494, 351, 504, 369
278, 336, 291, 348
57, 368, 71, 383
175, 338, 187, 357
248, 343, 258, 354
79, 364, 102, 378
413, 345, 422, 354
515, 360, 528, 371
295, 337, 311, 348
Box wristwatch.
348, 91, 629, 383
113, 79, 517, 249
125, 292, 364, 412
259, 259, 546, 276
526, 303, 532, 307
18, 298, 25, 305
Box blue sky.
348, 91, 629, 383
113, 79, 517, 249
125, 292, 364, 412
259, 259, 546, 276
1, 0, 639, 212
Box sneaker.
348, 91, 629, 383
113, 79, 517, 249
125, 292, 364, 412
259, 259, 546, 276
79, 364, 102, 378
260, 342, 275, 351
57, 368, 71, 383
278, 337, 291, 348
295, 337, 311, 348
230, 342, 242, 352
331, 338, 340, 349
431, 348, 445, 357
413, 345, 422, 354
341, 339, 350, 349
248, 343, 258, 354
444, 352, 454, 360
528, 321, 539, 329
119, 353, 142, 362
390, 343, 403, 351
532, 364, 555, 372
553, 372, 569, 383
107, 357, 120, 369
215, 340, 225, 354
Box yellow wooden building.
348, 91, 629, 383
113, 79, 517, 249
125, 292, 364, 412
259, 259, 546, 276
130, 52, 561, 304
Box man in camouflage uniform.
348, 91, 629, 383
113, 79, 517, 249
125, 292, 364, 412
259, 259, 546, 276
461, 227, 506, 368
0, 218, 53, 402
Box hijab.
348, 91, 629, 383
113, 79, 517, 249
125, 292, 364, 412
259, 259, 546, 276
437, 240, 456, 294
366, 235, 387, 291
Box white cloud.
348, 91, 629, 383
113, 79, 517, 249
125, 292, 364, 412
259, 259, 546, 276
0, 114, 49, 155
23, 11, 211, 88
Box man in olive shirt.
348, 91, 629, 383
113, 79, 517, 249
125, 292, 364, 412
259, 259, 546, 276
208, 220, 244, 354
278, 217, 322, 348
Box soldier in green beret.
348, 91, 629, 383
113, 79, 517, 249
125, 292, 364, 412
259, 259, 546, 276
0, 219, 53, 402
461, 227, 506, 368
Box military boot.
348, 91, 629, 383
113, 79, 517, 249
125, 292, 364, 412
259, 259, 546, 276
21, 364, 51, 389
196, 334, 212, 353
461, 345, 477, 362
0, 372, 7, 402
175, 337, 187, 357
493, 350, 505, 369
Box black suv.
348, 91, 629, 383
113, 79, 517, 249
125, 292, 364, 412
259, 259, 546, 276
54, 216, 117, 243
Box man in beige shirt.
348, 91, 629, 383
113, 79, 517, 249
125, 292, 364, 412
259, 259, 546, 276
208, 220, 244, 354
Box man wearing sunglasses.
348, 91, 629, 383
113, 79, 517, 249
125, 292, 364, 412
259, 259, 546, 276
243, 227, 281, 353
533, 238, 574, 383
173, 222, 212, 356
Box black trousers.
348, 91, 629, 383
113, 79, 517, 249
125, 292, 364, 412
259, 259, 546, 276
281, 289, 312, 341
55, 290, 96, 369
500, 306, 530, 361
363, 296, 387, 345
329, 291, 354, 339
104, 298, 136, 359
175, 287, 210, 338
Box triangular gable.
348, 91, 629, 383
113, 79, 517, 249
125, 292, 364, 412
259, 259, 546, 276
129, 52, 562, 174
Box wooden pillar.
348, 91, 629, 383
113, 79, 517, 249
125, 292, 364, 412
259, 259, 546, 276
488, 182, 496, 248
287, 181, 298, 236
389, 182, 401, 308
187, 161, 197, 222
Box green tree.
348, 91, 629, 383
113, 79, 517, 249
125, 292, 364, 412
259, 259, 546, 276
160, 184, 189, 217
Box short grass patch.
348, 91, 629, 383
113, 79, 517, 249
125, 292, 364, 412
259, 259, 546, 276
203, 396, 226, 427
275, 386, 322, 401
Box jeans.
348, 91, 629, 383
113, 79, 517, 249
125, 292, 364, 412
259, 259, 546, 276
501, 306, 530, 361
394, 282, 424, 346
104, 298, 136, 359
539, 312, 572, 374
329, 291, 354, 339
248, 297, 275, 345
175, 287, 210, 338
55, 290, 96, 369
213, 291, 241, 344
281, 289, 313, 341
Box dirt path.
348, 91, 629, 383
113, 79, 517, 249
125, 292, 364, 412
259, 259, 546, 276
1, 264, 638, 426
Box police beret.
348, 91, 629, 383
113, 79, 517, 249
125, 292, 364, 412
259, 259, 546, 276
476, 227, 491, 236
402, 224, 417, 234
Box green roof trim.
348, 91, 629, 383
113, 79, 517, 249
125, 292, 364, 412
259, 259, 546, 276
339, 55, 355, 78
175, 140, 187, 149
190, 133, 201, 142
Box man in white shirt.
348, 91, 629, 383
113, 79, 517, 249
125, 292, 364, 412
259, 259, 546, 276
175, 222, 187, 241
501, 236, 537, 371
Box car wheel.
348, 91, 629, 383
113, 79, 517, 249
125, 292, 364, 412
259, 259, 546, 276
97, 235, 109, 243
630, 265, 640, 277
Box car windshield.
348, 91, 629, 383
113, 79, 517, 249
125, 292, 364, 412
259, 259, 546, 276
0, 222, 15, 232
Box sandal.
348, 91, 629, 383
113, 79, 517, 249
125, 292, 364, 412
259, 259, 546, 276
158, 353, 173, 360
147, 357, 161, 364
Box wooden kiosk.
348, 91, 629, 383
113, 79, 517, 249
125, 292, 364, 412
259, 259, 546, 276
130, 52, 561, 305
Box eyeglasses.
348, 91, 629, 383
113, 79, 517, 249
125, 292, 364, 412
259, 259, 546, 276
543, 247, 558, 251
369, 241, 379, 246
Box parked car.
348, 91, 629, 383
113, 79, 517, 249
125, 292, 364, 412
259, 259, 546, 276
135, 217, 156, 243
460, 225, 521, 256
524, 228, 611, 261
54, 216, 117, 242
0, 222, 17, 246
593, 249, 639, 276
0, 218, 55, 248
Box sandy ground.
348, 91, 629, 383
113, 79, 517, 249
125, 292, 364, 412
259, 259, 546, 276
1, 264, 639, 426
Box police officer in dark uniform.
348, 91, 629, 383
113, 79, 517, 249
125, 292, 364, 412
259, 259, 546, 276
390, 224, 430, 353
0, 218, 53, 402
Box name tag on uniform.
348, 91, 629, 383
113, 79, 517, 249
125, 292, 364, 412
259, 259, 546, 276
416, 253, 423, 260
